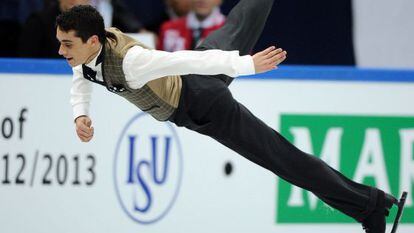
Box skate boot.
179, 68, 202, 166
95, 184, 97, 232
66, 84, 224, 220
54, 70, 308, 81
362, 191, 407, 233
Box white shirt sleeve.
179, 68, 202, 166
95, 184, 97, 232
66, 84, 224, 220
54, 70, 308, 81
70, 65, 93, 120
122, 46, 255, 88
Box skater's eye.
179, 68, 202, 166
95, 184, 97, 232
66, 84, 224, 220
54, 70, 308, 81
63, 43, 72, 49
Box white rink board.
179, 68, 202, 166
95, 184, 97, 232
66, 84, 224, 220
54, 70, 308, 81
0, 71, 413, 233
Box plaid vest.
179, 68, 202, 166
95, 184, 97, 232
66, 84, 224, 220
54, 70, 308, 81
88, 28, 182, 121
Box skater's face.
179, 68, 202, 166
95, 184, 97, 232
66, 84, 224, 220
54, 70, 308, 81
192, 0, 222, 17
56, 27, 101, 67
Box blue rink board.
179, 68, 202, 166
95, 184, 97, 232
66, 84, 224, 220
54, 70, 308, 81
0, 58, 413, 82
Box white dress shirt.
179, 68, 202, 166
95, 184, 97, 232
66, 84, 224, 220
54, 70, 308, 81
71, 45, 255, 120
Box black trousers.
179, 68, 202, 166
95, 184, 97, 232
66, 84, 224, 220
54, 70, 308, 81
170, 0, 378, 222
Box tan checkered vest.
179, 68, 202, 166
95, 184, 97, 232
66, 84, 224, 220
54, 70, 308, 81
101, 28, 182, 121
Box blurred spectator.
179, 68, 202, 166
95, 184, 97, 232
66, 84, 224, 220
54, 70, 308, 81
18, 0, 142, 58
158, 0, 224, 51
0, 0, 43, 23
0, 0, 43, 57
91, 0, 142, 32
164, 0, 191, 19
122, 0, 191, 34
18, 0, 88, 58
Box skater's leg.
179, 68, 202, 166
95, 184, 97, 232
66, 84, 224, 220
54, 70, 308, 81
197, 0, 274, 55
191, 88, 383, 222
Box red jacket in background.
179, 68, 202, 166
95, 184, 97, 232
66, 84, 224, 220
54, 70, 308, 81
157, 8, 225, 52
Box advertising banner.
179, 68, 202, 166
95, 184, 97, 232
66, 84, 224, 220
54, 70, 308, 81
1, 61, 413, 233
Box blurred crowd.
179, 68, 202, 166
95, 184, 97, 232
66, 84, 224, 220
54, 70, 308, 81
0, 0, 227, 58
0, 0, 356, 65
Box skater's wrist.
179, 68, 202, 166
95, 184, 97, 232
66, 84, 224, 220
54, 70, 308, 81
236, 55, 255, 76
72, 103, 90, 122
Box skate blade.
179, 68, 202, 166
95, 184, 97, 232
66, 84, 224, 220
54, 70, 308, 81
390, 191, 408, 233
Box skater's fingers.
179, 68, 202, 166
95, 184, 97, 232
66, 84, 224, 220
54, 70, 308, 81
253, 47, 275, 61
274, 56, 287, 66
83, 128, 94, 142
80, 136, 92, 143
85, 118, 92, 127
78, 130, 94, 142
83, 134, 94, 142
77, 123, 92, 135
77, 132, 88, 142
268, 57, 286, 69
258, 46, 275, 56
77, 128, 91, 139
276, 51, 288, 63
266, 50, 286, 63
265, 48, 283, 59
267, 51, 287, 65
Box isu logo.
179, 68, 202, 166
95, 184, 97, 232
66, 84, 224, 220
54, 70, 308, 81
114, 113, 183, 224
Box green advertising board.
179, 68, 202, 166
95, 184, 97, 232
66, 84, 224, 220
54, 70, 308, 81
278, 114, 413, 223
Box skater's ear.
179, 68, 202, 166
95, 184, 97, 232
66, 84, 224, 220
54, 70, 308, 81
86, 35, 100, 47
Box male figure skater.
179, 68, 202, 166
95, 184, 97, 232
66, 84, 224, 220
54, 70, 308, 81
56, 1, 407, 233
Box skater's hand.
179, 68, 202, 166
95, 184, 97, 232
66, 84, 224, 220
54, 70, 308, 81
75, 115, 94, 143
253, 46, 287, 74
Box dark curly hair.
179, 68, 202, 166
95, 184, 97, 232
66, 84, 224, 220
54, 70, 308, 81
56, 5, 109, 44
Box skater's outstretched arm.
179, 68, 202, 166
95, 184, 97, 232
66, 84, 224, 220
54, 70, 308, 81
123, 45, 287, 88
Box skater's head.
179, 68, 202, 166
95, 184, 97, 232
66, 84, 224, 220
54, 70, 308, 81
191, 0, 222, 20
56, 5, 105, 67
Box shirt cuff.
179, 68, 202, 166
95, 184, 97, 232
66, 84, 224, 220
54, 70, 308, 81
72, 103, 89, 121
235, 55, 255, 76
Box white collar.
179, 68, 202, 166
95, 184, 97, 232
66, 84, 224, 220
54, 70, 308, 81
187, 7, 225, 29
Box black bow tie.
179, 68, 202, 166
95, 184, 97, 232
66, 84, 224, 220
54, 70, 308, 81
82, 46, 104, 81
82, 64, 97, 81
